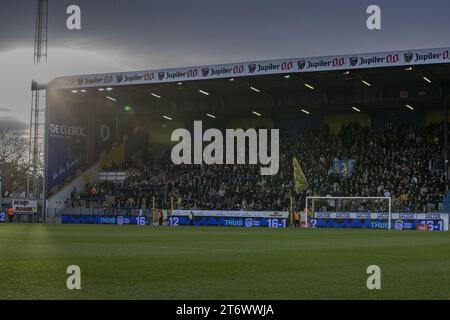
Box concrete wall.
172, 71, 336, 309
323, 113, 371, 134
46, 161, 101, 217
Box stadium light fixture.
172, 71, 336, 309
362, 80, 372, 87
199, 89, 210, 96
304, 83, 315, 90
177, 82, 183, 85
163, 115, 173, 121
343, 71, 350, 75
250, 86, 261, 93
229, 78, 235, 82
284, 75, 291, 79
98, 88, 105, 91
151, 93, 162, 99
405, 67, 413, 71
106, 87, 113, 91
80, 89, 87, 93
405, 104, 415, 110
301, 109, 310, 115
106, 96, 117, 102
352, 107, 361, 112
423, 76, 432, 84
252, 111, 262, 117
71, 90, 78, 94
206, 113, 216, 119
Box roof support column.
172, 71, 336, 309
445, 89, 449, 192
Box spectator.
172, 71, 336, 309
70, 187, 81, 208
6, 206, 14, 223
90, 184, 98, 198
159, 209, 163, 226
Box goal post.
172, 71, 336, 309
305, 196, 392, 230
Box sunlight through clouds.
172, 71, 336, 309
0, 47, 130, 131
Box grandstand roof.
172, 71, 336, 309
48, 47, 450, 116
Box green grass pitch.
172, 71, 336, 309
0, 224, 449, 300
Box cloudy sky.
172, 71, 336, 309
1, 0, 450, 133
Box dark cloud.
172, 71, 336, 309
2, 0, 450, 59
0, 117, 28, 133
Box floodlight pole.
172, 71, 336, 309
444, 89, 449, 192
28, 0, 48, 205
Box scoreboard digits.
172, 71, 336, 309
419, 220, 443, 231
168, 216, 180, 226
267, 218, 286, 228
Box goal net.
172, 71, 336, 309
304, 196, 392, 229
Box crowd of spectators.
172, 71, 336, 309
285, 122, 446, 212
85, 122, 447, 213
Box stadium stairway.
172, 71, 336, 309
46, 143, 127, 217
46, 160, 103, 219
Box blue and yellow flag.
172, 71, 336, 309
293, 156, 309, 194
331, 160, 357, 179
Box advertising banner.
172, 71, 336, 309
47, 96, 89, 193
310, 218, 444, 231
168, 210, 289, 228
12, 199, 38, 214
49, 47, 450, 90
315, 212, 446, 220
311, 212, 448, 231
93, 106, 118, 157
168, 216, 287, 228
61, 214, 148, 225
171, 210, 289, 219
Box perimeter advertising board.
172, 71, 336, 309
168, 210, 289, 228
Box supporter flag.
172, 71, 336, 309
331, 160, 357, 179
126, 168, 142, 178
292, 156, 309, 194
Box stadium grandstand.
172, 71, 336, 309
44, 47, 450, 226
